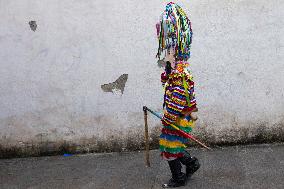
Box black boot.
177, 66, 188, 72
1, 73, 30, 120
162, 159, 187, 188
179, 150, 200, 178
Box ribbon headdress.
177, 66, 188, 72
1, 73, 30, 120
156, 2, 193, 62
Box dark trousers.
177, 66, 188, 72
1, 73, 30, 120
168, 150, 200, 179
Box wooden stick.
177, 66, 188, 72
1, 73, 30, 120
143, 106, 150, 167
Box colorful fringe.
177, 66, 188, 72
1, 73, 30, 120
159, 66, 196, 160
156, 2, 193, 61
159, 118, 195, 160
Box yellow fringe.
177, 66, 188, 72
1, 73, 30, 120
176, 118, 195, 128
159, 139, 186, 148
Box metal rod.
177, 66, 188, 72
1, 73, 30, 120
143, 106, 150, 167
144, 106, 211, 150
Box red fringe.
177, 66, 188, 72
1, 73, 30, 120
161, 72, 168, 83
161, 128, 184, 137
183, 104, 197, 113
161, 152, 184, 159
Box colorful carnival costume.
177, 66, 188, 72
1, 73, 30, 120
156, 2, 200, 188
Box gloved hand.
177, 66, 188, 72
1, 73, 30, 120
181, 107, 198, 121
165, 61, 172, 75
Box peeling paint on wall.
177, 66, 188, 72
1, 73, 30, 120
101, 74, 128, 95
29, 21, 37, 31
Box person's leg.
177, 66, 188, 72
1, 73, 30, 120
162, 158, 187, 188
179, 150, 200, 178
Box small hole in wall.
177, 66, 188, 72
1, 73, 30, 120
29, 20, 37, 31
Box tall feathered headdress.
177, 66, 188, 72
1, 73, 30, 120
156, 2, 193, 61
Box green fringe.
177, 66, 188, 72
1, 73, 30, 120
160, 145, 185, 154
164, 125, 192, 133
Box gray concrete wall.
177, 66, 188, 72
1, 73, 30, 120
0, 0, 283, 157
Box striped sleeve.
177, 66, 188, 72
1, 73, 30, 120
163, 84, 187, 124
162, 73, 197, 124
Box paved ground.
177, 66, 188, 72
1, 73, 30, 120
0, 143, 284, 189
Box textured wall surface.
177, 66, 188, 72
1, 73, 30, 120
0, 0, 283, 157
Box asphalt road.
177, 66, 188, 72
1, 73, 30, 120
0, 143, 283, 189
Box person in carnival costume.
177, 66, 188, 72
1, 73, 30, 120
156, 2, 200, 188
